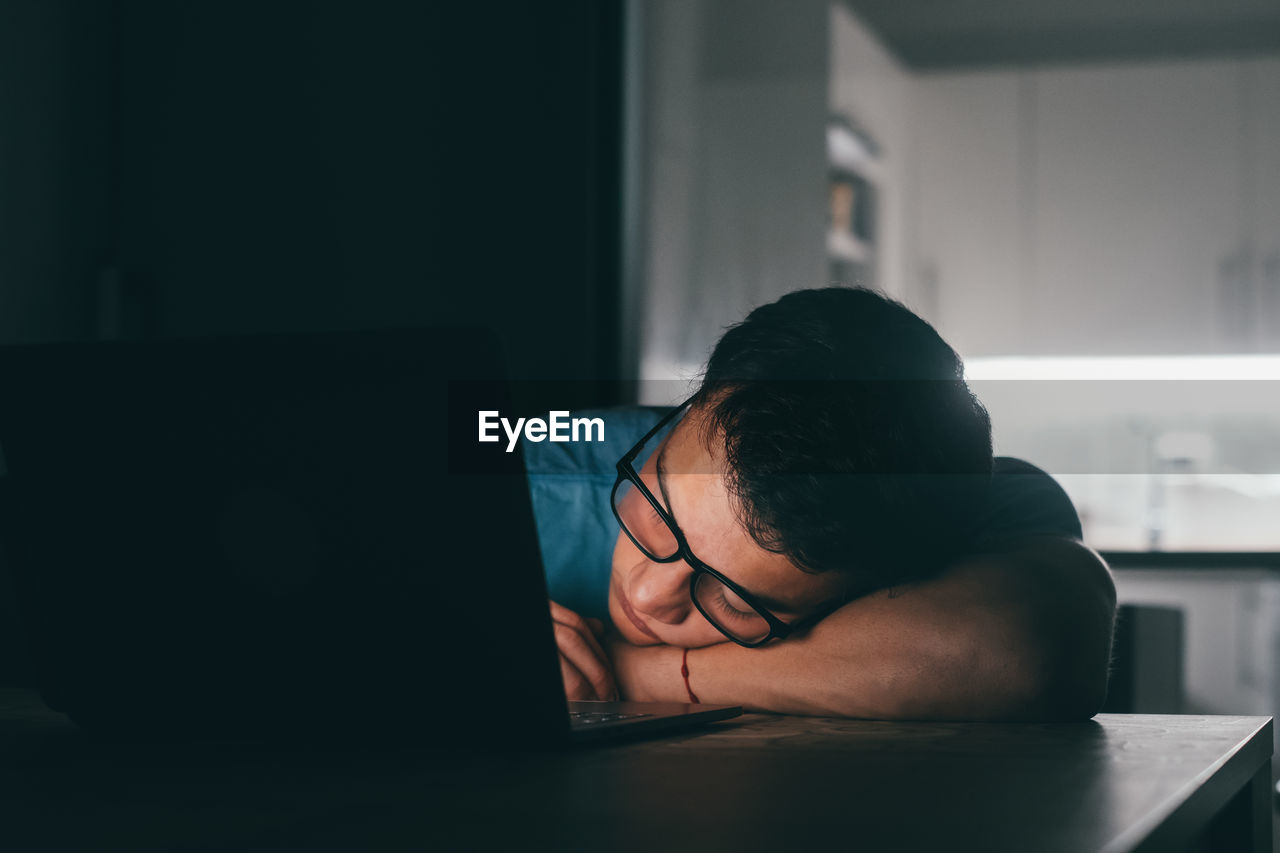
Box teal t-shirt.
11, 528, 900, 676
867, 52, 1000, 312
524, 408, 1082, 620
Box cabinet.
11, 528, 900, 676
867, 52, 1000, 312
911, 57, 1280, 357
1113, 569, 1279, 716
1112, 568, 1280, 772
1030, 61, 1241, 354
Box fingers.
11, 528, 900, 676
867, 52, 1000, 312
550, 601, 618, 701
558, 653, 595, 702
552, 622, 617, 701
549, 600, 610, 668
558, 651, 619, 702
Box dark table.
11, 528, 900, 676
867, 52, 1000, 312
0, 689, 1270, 852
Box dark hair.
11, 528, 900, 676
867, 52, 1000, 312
690, 287, 992, 590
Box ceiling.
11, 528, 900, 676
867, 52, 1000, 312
845, 0, 1280, 69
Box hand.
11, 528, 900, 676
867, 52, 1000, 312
550, 600, 618, 701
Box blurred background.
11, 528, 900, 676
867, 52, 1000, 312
627, 0, 1280, 747
2, 0, 1280, 769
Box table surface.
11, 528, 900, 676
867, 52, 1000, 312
0, 688, 1270, 852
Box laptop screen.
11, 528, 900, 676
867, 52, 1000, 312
0, 328, 570, 744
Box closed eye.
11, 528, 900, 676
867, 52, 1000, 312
711, 587, 757, 621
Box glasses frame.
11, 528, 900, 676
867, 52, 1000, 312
609, 397, 796, 648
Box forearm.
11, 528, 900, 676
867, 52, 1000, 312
613, 536, 1117, 720
613, 621, 888, 717
614, 604, 996, 717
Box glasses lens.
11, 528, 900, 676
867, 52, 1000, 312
613, 477, 680, 560
692, 572, 771, 644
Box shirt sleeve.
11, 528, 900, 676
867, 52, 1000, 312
969, 456, 1084, 547
524, 407, 666, 619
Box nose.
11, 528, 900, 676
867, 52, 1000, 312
629, 559, 693, 624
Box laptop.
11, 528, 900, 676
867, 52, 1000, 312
0, 328, 740, 746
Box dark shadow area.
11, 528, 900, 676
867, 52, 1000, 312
0, 0, 627, 688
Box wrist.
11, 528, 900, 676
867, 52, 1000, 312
608, 638, 685, 703
680, 647, 701, 704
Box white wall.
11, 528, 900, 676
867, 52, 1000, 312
904, 55, 1280, 358
634, 0, 830, 400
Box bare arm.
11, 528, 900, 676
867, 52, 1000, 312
609, 535, 1117, 721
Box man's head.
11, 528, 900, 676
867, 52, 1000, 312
609, 287, 993, 648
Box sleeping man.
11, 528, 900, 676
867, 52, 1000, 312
527, 287, 1115, 720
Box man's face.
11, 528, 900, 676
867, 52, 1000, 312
608, 405, 853, 648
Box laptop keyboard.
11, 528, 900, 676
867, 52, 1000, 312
569, 710, 653, 726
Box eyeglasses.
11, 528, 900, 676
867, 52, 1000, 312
609, 398, 796, 648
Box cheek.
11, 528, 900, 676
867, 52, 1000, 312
608, 533, 641, 607
610, 528, 638, 583
608, 536, 731, 649
608, 533, 657, 644
682, 620, 733, 649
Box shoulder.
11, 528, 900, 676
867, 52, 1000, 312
523, 407, 667, 477
969, 456, 1083, 547
523, 406, 669, 619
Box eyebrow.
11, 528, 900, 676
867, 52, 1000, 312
656, 446, 798, 615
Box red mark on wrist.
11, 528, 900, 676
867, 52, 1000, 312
680, 647, 701, 704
